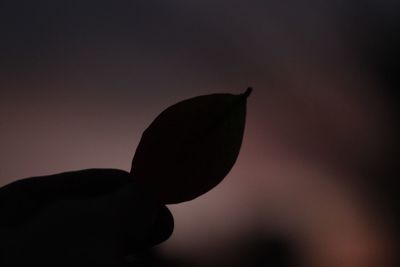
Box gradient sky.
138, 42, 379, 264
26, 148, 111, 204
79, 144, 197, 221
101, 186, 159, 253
1, 1, 399, 266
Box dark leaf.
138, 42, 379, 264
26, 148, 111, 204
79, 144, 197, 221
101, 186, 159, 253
131, 88, 252, 204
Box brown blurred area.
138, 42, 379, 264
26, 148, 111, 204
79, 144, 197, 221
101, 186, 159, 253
1, 0, 399, 266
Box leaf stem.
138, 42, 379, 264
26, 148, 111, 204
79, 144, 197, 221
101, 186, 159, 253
242, 87, 253, 98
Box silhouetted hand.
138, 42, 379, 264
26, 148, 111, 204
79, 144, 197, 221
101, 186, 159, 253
0, 169, 174, 267
0, 89, 251, 266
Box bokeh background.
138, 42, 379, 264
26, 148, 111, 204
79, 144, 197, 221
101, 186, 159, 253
1, 1, 399, 266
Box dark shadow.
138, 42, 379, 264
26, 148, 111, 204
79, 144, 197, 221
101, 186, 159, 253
228, 232, 300, 267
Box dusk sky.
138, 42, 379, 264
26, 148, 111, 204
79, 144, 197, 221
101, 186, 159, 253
1, 1, 399, 266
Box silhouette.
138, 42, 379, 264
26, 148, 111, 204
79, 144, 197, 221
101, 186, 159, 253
0, 169, 174, 266
0, 89, 250, 266
131, 88, 251, 204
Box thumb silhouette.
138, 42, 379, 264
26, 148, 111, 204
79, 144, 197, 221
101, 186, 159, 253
0, 169, 173, 267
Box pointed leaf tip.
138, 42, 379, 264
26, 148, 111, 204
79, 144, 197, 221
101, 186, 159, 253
242, 87, 253, 98
131, 91, 248, 204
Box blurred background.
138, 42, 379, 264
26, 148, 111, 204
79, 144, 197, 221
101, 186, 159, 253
0, 0, 399, 266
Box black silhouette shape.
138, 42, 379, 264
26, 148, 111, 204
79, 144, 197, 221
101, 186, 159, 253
0, 88, 251, 266
132, 88, 251, 204
0, 169, 173, 266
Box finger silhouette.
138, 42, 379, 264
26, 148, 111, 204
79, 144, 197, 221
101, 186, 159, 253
0, 169, 173, 266
0, 169, 131, 227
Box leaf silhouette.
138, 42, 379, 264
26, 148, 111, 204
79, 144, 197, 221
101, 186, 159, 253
131, 88, 252, 204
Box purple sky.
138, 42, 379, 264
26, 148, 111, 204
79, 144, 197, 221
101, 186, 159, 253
1, 1, 398, 266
